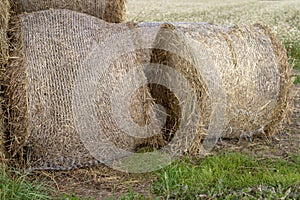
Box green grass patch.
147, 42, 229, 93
118, 187, 148, 200
291, 152, 300, 165
0, 167, 50, 200
152, 152, 300, 199
0, 167, 94, 200
2, 153, 300, 200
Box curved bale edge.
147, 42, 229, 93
0, 0, 10, 164
253, 23, 292, 137
4, 11, 28, 167
9, 0, 127, 23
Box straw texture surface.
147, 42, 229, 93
0, 0, 10, 163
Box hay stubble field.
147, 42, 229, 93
127, 0, 300, 41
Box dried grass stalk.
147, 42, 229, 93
5, 9, 164, 170
0, 0, 10, 163
9, 0, 126, 23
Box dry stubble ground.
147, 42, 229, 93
31, 1, 299, 199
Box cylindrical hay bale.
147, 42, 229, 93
9, 0, 127, 23
5, 9, 165, 170
0, 0, 10, 163
143, 22, 290, 143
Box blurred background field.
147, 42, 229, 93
127, 0, 300, 42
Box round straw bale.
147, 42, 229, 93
9, 0, 126, 23
141, 22, 291, 143
0, 0, 10, 163
5, 9, 164, 170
